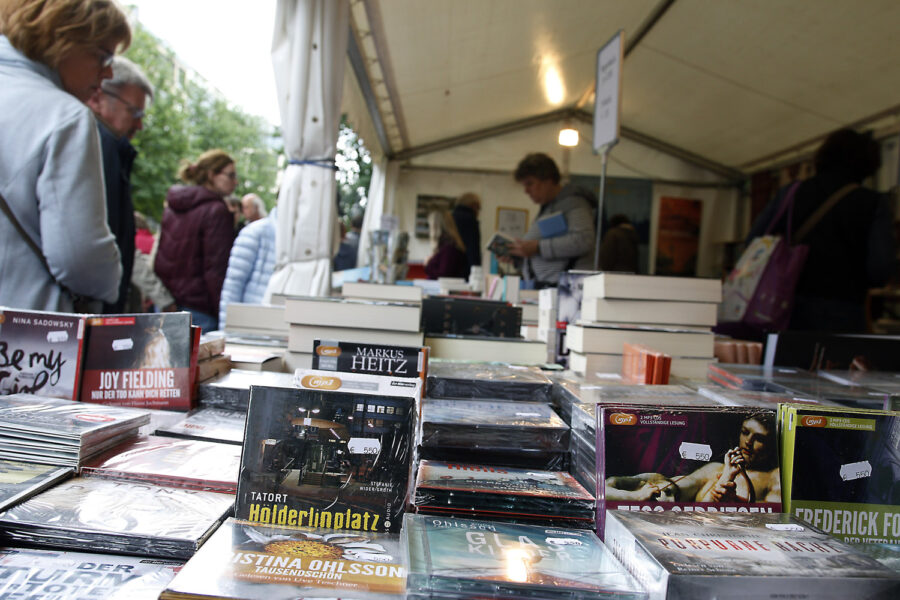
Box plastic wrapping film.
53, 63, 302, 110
0, 459, 73, 512
421, 398, 569, 451
426, 360, 552, 402
418, 447, 569, 471
696, 385, 841, 408
414, 460, 594, 526
604, 511, 900, 600
197, 370, 296, 411
155, 406, 247, 445
403, 513, 646, 600
161, 518, 406, 600
80, 434, 242, 493
852, 542, 900, 573
0, 547, 182, 600
0, 476, 233, 559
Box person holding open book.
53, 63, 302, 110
508, 153, 596, 288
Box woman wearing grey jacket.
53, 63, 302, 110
0, 0, 129, 312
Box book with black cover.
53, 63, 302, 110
421, 297, 521, 338
312, 339, 428, 384
235, 385, 415, 533
426, 360, 552, 402
198, 370, 296, 412
0, 307, 86, 400
80, 313, 194, 410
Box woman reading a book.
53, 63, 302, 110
424, 209, 468, 280
0, 0, 131, 312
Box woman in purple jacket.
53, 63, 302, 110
154, 149, 237, 332
424, 209, 469, 280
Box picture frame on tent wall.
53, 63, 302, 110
496, 207, 529, 238
415, 195, 456, 238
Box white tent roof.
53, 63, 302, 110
346, 0, 900, 178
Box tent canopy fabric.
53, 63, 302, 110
346, 0, 900, 177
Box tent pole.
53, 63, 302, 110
593, 150, 608, 270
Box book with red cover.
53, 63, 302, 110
79, 313, 194, 411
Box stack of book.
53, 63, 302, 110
605, 511, 899, 599
426, 360, 552, 402
622, 343, 671, 384
0, 476, 233, 559
404, 514, 646, 600
342, 280, 424, 303
568, 273, 720, 380
160, 518, 406, 600
285, 296, 424, 371
195, 334, 230, 384
0, 394, 149, 467
80, 435, 242, 493
223, 302, 287, 338
420, 398, 569, 469
538, 287, 558, 361
413, 460, 595, 528
197, 370, 295, 412
155, 406, 246, 446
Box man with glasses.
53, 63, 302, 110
86, 56, 153, 313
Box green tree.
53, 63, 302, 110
123, 21, 281, 222
335, 115, 372, 227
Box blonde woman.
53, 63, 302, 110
0, 0, 130, 311
424, 209, 468, 280
154, 150, 237, 333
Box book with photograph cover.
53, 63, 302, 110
598, 405, 781, 538
155, 407, 246, 445
0, 459, 72, 512
312, 339, 428, 385
781, 405, 900, 544
160, 517, 405, 600
81, 434, 242, 493
80, 313, 194, 411
604, 511, 899, 600
234, 385, 415, 534
403, 513, 645, 599
0, 547, 182, 600
0, 307, 86, 400
0, 476, 234, 559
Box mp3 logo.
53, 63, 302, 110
300, 375, 341, 390
610, 413, 637, 426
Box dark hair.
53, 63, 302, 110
814, 129, 881, 182
350, 213, 364, 229
609, 214, 630, 228
514, 153, 561, 184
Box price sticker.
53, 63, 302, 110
111, 338, 133, 351
839, 461, 872, 481
348, 438, 382, 455
679, 442, 712, 462
766, 524, 805, 532
46, 331, 69, 343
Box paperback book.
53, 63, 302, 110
0, 308, 86, 401
161, 517, 404, 600
604, 511, 899, 600
80, 313, 194, 410
234, 384, 415, 533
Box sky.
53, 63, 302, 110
129, 0, 281, 126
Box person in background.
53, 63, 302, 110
452, 192, 482, 277
241, 193, 267, 223
85, 55, 152, 313
424, 209, 468, 280
155, 149, 237, 333
0, 0, 129, 312
747, 129, 895, 333
219, 207, 277, 327
129, 211, 175, 313
600, 213, 639, 273
225, 195, 245, 233
333, 212, 363, 272
509, 153, 596, 288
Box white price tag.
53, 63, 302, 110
111, 338, 133, 351
348, 438, 382, 455
679, 442, 712, 462
515, 412, 541, 417
46, 330, 68, 343
766, 524, 805, 532
546, 537, 583, 546
839, 461, 872, 481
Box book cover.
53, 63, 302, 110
162, 517, 405, 600
0, 308, 86, 401
425, 360, 552, 402
604, 511, 899, 600
79, 313, 194, 411
599, 405, 782, 537
234, 385, 415, 533
484, 231, 516, 258
403, 513, 645, 598
0, 547, 182, 600
155, 407, 246, 445
416, 460, 593, 501
0, 459, 72, 512
783, 405, 900, 544
197, 370, 296, 412
421, 297, 522, 338
284, 296, 421, 333
312, 339, 428, 384
536, 211, 567, 238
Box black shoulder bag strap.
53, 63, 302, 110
0, 190, 90, 310
794, 183, 859, 242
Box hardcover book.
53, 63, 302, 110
598, 405, 781, 537
234, 384, 415, 533
582, 272, 722, 303
403, 513, 646, 599
0, 307, 86, 400
284, 296, 422, 332
197, 370, 296, 412
160, 517, 405, 600
604, 511, 899, 600
0, 459, 72, 512
0, 547, 182, 600
421, 297, 521, 338
425, 360, 552, 402
312, 339, 428, 383
289, 324, 424, 354
79, 313, 194, 411
781, 405, 900, 544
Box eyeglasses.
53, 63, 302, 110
218, 171, 238, 181
103, 88, 145, 119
